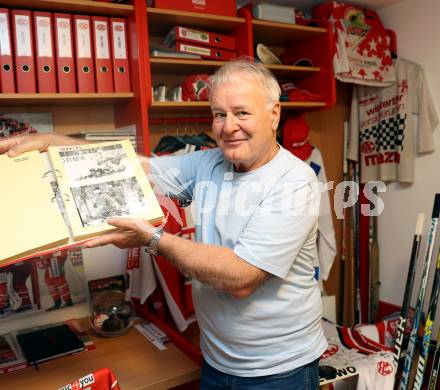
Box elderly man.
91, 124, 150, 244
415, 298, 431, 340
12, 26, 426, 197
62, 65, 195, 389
0, 60, 326, 389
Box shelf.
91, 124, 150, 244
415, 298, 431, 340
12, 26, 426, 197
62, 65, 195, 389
149, 58, 320, 78
252, 19, 327, 46
0, 93, 134, 106
147, 7, 245, 36
150, 101, 326, 112
150, 101, 211, 111
150, 58, 225, 74
0, 0, 134, 16
264, 64, 321, 77
281, 101, 326, 109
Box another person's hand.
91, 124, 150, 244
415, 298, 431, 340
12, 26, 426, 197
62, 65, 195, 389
0, 133, 56, 156
0, 133, 84, 157
84, 217, 156, 249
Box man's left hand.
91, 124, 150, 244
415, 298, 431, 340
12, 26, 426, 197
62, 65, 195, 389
84, 217, 155, 249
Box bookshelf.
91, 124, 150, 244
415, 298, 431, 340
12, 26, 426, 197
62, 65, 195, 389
0, 0, 336, 154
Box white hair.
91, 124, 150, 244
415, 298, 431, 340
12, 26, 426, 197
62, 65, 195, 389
207, 58, 281, 106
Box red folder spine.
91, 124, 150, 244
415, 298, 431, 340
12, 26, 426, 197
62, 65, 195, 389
54, 13, 76, 93
175, 41, 237, 61
73, 15, 95, 93
92, 16, 113, 93
33, 12, 56, 93
174, 26, 236, 51
110, 18, 130, 92
11, 10, 36, 93
0, 9, 15, 93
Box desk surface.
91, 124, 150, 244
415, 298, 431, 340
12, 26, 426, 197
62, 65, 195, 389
0, 319, 200, 390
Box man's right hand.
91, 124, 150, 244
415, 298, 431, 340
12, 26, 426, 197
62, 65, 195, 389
0, 133, 86, 157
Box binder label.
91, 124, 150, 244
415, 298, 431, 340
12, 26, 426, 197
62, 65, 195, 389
94, 21, 109, 59
179, 44, 211, 56
36, 16, 53, 57
57, 18, 72, 58
112, 22, 127, 59
0, 13, 11, 55
14, 15, 32, 57
76, 19, 91, 59
178, 27, 209, 44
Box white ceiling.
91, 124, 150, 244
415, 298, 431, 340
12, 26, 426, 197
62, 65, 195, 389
237, 0, 405, 12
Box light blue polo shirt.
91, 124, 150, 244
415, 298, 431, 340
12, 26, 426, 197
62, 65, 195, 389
150, 147, 327, 376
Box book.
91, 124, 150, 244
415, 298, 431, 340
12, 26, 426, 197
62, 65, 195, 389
16, 324, 85, 366
0, 319, 95, 375
0, 140, 164, 265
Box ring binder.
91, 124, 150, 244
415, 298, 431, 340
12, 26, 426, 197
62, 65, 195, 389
51, 192, 70, 203
42, 169, 61, 178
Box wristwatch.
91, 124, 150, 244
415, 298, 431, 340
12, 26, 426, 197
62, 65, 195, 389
145, 228, 164, 256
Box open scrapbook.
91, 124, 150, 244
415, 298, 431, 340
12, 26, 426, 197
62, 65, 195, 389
0, 140, 163, 265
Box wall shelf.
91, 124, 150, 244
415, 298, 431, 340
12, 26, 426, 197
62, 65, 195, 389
0, 0, 134, 16
147, 7, 245, 36
149, 101, 326, 112
252, 19, 327, 46
150, 58, 225, 75
264, 64, 321, 77
149, 58, 321, 77
0, 93, 134, 106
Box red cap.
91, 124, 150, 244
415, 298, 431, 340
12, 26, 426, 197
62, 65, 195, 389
282, 114, 313, 161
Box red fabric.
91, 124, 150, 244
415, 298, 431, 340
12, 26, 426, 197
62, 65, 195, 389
152, 199, 194, 321
181, 74, 209, 101
0, 281, 7, 310
60, 367, 120, 390
282, 114, 313, 161
312, 1, 394, 85
288, 88, 324, 102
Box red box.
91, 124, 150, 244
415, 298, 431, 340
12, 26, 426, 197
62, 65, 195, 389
153, 0, 236, 17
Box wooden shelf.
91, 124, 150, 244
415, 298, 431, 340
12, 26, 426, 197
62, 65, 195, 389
281, 101, 326, 109
147, 7, 245, 36
150, 58, 225, 74
0, 93, 134, 106
265, 64, 321, 76
252, 19, 327, 46
149, 58, 320, 77
150, 101, 326, 112
150, 101, 211, 111
0, 0, 133, 16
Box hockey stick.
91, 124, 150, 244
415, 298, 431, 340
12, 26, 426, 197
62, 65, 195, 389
353, 161, 362, 324
413, 249, 440, 390
398, 193, 440, 390
369, 211, 380, 323
392, 213, 425, 373
339, 122, 349, 324
428, 327, 440, 390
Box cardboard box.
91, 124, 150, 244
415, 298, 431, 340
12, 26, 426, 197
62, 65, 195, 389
253, 3, 295, 24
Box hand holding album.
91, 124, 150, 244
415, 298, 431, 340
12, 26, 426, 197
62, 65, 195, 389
0, 133, 56, 156
0, 140, 163, 265
85, 217, 155, 249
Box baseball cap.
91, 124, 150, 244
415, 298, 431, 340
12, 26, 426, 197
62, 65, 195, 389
282, 114, 313, 161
